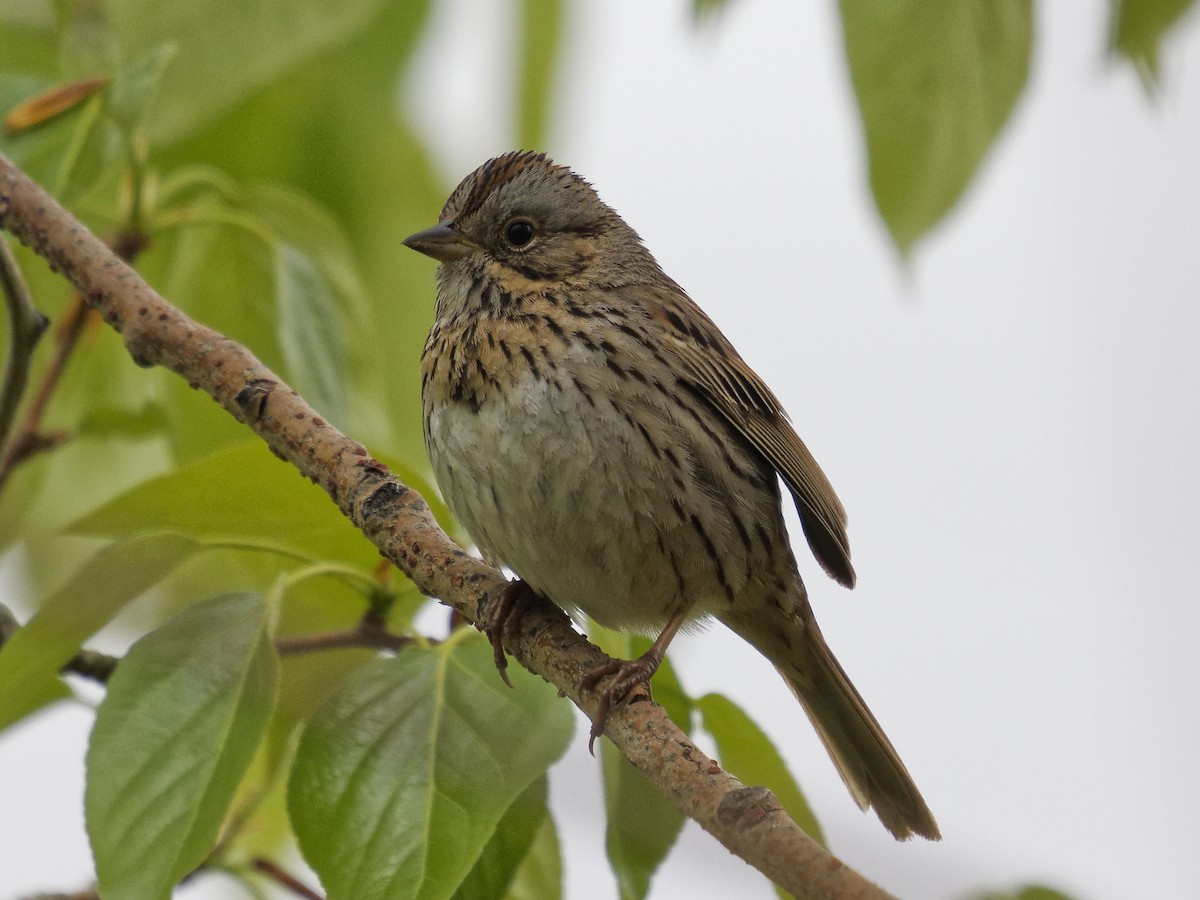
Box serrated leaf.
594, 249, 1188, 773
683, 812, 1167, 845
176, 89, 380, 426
589, 626, 691, 900
697, 693, 824, 847
0, 532, 197, 732
839, 0, 1032, 255
274, 242, 348, 426
1109, 0, 1197, 86
453, 776, 550, 900
86, 593, 279, 900
288, 634, 574, 900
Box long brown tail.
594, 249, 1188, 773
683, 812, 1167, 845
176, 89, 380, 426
723, 608, 940, 841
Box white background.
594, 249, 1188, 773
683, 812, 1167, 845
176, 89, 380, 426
4, 2, 1199, 898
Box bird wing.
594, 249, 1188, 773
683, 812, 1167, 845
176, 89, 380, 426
643, 287, 856, 588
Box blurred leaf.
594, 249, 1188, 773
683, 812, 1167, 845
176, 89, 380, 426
692, 0, 735, 24
148, 175, 365, 435
274, 242, 348, 426
107, 0, 389, 143
589, 626, 691, 900
70, 441, 379, 569
0, 12, 58, 74
0, 531, 197, 732
453, 776, 550, 900
973, 887, 1078, 900
839, 0, 1032, 255
697, 693, 825, 847
105, 42, 177, 136
86, 593, 279, 900
503, 809, 562, 900
288, 634, 574, 900
1109, 0, 1197, 86
600, 739, 685, 900
517, 0, 564, 149
241, 181, 370, 321
49, 90, 118, 200
151, 0, 442, 465
77, 399, 172, 439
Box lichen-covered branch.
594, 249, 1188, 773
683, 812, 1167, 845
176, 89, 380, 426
0, 152, 894, 900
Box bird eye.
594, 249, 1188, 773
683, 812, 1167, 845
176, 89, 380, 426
505, 219, 536, 247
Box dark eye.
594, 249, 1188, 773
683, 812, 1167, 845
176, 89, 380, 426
505, 219, 535, 247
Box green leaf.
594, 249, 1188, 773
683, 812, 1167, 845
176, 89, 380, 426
839, 0, 1033, 255
288, 633, 574, 900
453, 776, 551, 900
600, 739, 685, 900
86, 593, 279, 900
107, 0, 389, 143
589, 626, 690, 900
1109, 0, 1197, 87
70, 442, 379, 569
697, 693, 825, 849
503, 809, 562, 900
516, 0, 565, 149
274, 242, 348, 426
0, 532, 197, 732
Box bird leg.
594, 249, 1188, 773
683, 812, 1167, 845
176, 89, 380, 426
582, 607, 688, 752
486, 578, 537, 688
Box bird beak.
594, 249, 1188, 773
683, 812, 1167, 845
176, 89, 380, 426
402, 222, 478, 263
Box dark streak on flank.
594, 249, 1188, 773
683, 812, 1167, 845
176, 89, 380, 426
690, 513, 734, 602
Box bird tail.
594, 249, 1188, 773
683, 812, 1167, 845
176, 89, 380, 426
724, 608, 940, 841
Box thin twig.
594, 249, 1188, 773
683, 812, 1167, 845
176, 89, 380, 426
0, 602, 17, 643
275, 611, 414, 656
67, 647, 119, 683
0, 291, 88, 486
0, 602, 120, 683
0, 236, 49, 465
250, 858, 324, 900
0, 230, 147, 490
0, 152, 896, 900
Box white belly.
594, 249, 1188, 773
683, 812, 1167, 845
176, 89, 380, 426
425, 372, 690, 630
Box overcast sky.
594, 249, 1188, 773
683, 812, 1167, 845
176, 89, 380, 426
5, 3, 1199, 899
435, 3, 1198, 898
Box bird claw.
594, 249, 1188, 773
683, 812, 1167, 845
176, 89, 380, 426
582, 657, 656, 754
485, 579, 535, 689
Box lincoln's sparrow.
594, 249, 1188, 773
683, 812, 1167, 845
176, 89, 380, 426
403, 151, 939, 840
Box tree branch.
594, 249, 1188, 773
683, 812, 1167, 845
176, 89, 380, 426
0, 152, 895, 900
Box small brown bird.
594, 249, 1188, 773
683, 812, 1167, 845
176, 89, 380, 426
404, 151, 939, 840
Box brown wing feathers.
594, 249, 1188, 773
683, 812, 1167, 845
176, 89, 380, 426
650, 293, 856, 588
